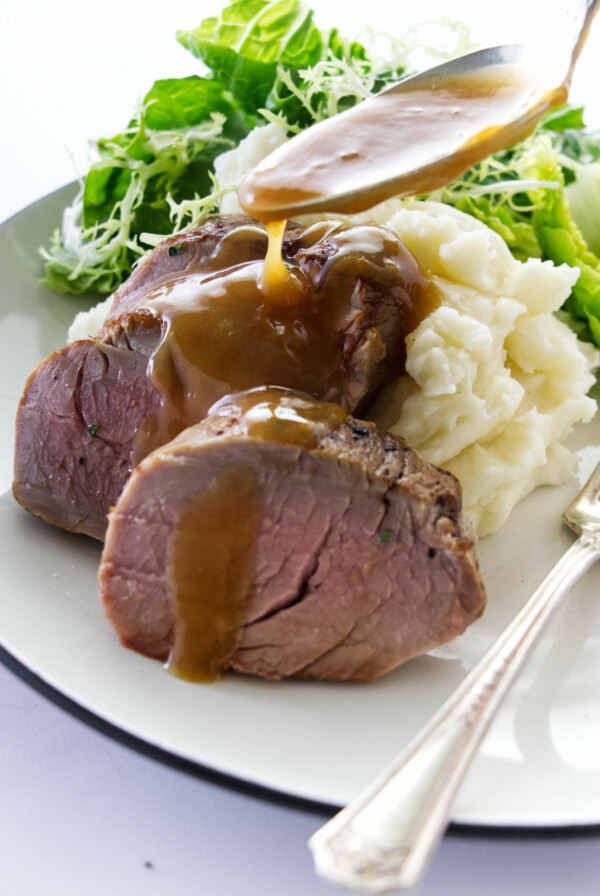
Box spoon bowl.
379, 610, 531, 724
239, 1, 599, 222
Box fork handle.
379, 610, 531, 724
309, 533, 600, 893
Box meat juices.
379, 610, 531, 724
99, 387, 485, 682
13, 215, 437, 539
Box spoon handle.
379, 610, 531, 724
561, 0, 600, 84
309, 533, 600, 892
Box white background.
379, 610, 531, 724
1, 1, 600, 894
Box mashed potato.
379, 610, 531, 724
68, 295, 114, 343
69, 124, 599, 536
361, 199, 598, 534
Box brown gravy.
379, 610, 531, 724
139, 218, 438, 452
165, 386, 348, 681
210, 385, 350, 449
166, 466, 262, 682
261, 220, 305, 302
238, 65, 567, 220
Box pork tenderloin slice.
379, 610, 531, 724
99, 405, 485, 682
13, 336, 162, 539
106, 215, 268, 319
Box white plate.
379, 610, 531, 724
1, 185, 599, 828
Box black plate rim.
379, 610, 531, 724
2, 641, 600, 839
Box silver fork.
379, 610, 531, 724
309, 461, 600, 892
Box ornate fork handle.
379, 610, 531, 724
309, 464, 600, 892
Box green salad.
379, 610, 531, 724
42, 0, 600, 348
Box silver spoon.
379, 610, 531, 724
239, 0, 599, 221
309, 460, 600, 891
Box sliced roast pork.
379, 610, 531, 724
99, 388, 485, 682
14, 215, 436, 539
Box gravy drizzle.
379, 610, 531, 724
166, 465, 262, 682
261, 220, 304, 303
165, 387, 349, 681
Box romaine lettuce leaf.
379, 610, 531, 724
177, 2, 402, 128
177, 0, 324, 108
453, 195, 542, 262
437, 115, 600, 348
540, 104, 586, 133
564, 163, 600, 255
518, 134, 600, 345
